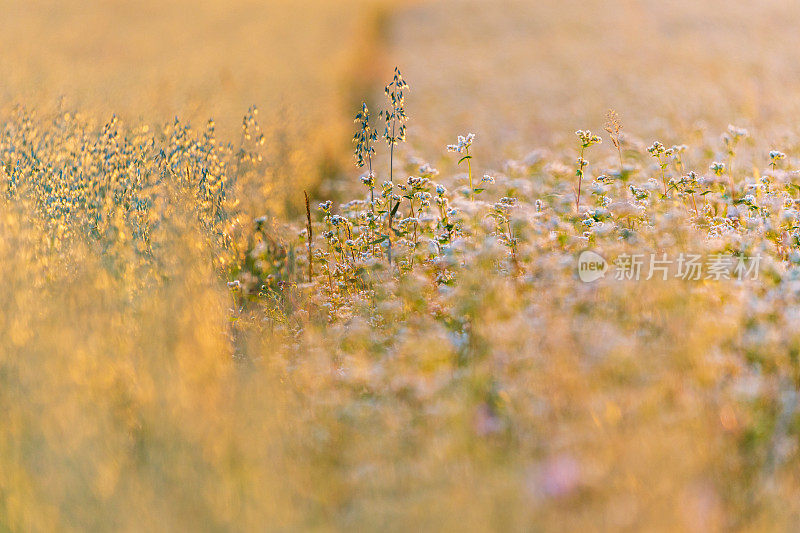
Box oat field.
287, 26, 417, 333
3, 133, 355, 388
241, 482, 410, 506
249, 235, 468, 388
3, 1, 800, 531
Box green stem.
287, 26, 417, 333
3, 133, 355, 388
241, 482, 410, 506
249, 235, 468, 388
575, 145, 585, 213
466, 147, 473, 201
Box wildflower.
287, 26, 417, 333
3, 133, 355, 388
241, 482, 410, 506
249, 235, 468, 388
770, 150, 786, 161
419, 163, 439, 177
630, 185, 649, 200
447, 133, 475, 154
360, 172, 375, 186
770, 150, 786, 171
710, 162, 726, 176
574, 131, 601, 212
449, 133, 478, 201
398, 217, 417, 228
414, 191, 432, 202
576, 130, 602, 148
647, 141, 666, 156
726, 124, 749, 140
671, 144, 688, 154
499, 196, 517, 206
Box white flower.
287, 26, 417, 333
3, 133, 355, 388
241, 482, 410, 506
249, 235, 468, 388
447, 133, 475, 153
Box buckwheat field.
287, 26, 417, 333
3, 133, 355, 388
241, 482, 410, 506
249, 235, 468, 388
4, 0, 800, 531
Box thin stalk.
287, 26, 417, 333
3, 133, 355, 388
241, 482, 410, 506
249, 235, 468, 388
387, 119, 395, 266
575, 145, 585, 213
728, 155, 736, 199
466, 147, 473, 201
304, 190, 313, 282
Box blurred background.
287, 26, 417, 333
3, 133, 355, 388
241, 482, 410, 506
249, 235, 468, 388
4, 1, 800, 530
4, 0, 800, 175
394, 0, 800, 163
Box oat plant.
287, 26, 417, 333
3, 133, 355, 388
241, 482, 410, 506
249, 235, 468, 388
354, 102, 378, 214
381, 67, 409, 185
381, 67, 409, 265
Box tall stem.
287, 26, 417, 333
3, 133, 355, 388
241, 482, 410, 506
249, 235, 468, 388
368, 146, 374, 216
615, 140, 626, 199
575, 146, 585, 213
466, 147, 473, 201
387, 119, 396, 265
304, 191, 313, 282
389, 120, 395, 185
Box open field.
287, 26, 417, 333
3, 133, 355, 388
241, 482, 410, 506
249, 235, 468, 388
3, 1, 800, 531
393, 0, 800, 164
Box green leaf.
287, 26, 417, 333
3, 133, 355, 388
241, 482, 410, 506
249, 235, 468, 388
390, 201, 400, 217
458, 155, 472, 164
472, 188, 485, 194
368, 236, 388, 245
